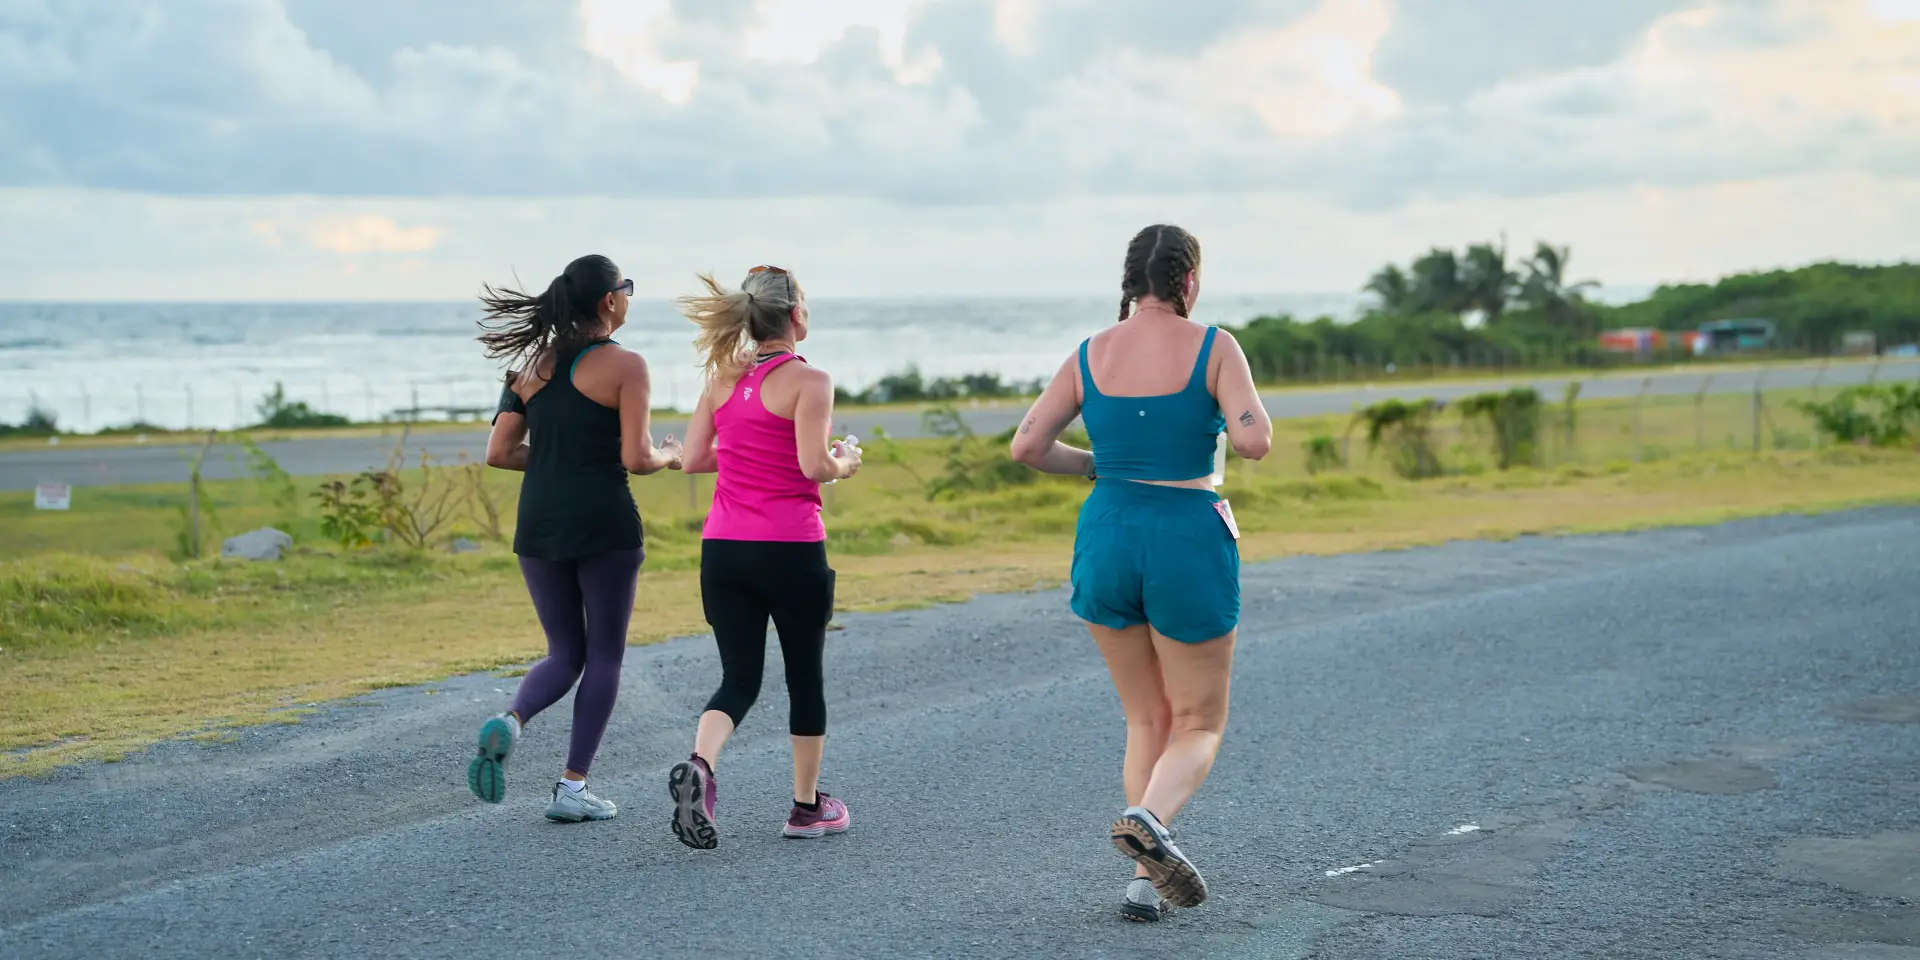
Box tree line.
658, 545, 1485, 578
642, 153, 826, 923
1225, 241, 1920, 382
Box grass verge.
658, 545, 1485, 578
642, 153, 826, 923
3, 402, 1917, 775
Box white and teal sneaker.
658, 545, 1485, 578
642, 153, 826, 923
544, 781, 618, 823
466, 713, 518, 804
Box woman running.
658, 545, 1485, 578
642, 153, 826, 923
665, 265, 860, 849
465, 254, 683, 822
1010, 225, 1272, 921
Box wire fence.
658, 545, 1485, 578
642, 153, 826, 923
0, 367, 721, 434
1248, 364, 1920, 481
3, 353, 1916, 438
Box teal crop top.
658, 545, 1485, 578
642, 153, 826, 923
1080, 327, 1226, 482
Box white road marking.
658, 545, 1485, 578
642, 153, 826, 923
1325, 861, 1381, 878
1446, 823, 1481, 835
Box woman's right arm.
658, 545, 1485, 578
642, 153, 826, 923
681, 382, 720, 475
1009, 355, 1095, 476
1212, 331, 1273, 460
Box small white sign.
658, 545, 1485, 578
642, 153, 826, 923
34, 482, 71, 511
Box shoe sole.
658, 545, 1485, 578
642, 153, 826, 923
544, 802, 617, 823
668, 762, 718, 849
781, 814, 850, 839
1111, 813, 1208, 909
1119, 898, 1166, 923
466, 717, 513, 804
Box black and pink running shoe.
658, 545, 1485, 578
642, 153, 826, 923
782, 792, 850, 839
668, 755, 719, 850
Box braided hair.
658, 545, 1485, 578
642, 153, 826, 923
1116, 224, 1202, 322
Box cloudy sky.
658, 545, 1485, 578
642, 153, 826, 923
1, 0, 1915, 300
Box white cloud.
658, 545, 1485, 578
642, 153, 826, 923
4, 171, 1912, 300
302, 215, 444, 255
0, 0, 1914, 269
579, 0, 699, 104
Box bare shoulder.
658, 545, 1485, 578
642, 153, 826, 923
1210, 325, 1247, 357
785, 360, 834, 393
591, 343, 649, 382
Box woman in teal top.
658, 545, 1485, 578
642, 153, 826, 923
1011, 224, 1273, 922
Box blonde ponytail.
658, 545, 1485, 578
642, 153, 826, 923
678, 268, 800, 382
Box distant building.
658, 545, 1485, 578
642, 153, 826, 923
1697, 318, 1775, 353
1598, 328, 1708, 355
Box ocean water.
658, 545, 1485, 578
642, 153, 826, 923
0, 293, 1362, 430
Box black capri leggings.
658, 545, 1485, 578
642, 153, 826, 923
700, 539, 836, 736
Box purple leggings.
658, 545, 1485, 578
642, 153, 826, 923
509, 548, 643, 775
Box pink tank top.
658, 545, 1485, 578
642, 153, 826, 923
702, 353, 826, 542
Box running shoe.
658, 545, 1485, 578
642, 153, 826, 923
1121, 877, 1170, 922
466, 713, 518, 804
543, 781, 618, 822
668, 755, 719, 849
782, 792, 850, 839
1110, 806, 1208, 908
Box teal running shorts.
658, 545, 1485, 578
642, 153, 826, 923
1069, 480, 1240, 643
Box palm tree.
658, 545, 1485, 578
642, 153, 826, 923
1363, 264, 1411, 313
1408, 248, 1469, 315
1460, 238, 1515, 324
1518, 242, 1599, 332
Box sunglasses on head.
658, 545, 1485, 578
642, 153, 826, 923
748, 265, 789, 276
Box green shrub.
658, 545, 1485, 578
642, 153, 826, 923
1792, 384, 1920, 447
1355, 398, 1445, 479
255, 382, 350, 429
1302, 435, 1345, 474
1457, 387, 1543, 469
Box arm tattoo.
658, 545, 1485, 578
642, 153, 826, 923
1238, 410, 1256, 427
1020, 417, 1034, 434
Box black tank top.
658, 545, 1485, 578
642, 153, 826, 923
512, 340, 644, 560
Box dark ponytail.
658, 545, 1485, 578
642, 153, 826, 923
1117, 224, 1202, 322
477, 254, 621, 370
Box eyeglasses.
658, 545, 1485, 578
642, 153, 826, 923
612, 278, 635, 297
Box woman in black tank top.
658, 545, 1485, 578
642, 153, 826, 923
462, 254, 683, 824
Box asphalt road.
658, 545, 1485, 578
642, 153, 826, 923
3, 509, 1918, 959
5, 359, 1917, 491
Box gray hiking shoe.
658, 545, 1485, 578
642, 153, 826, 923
1121, 877, 1170, 922
1111, 805, 1208, 908
544, 781, 618, 823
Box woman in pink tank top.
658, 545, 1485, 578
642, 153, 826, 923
663, 265, 863, 849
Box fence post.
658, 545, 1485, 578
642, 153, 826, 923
1751, 371, 1764, 454
189, 430, 216, 557
1811, 358, 1828, 399
1694, 374, 1712, 452
1868, 356, 1883, 387
1632, 376, 1652, 461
